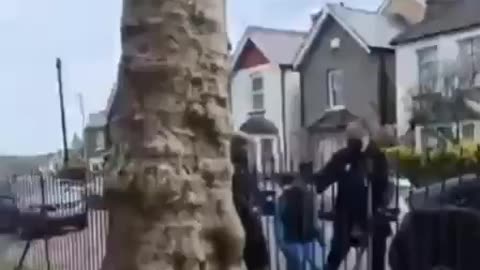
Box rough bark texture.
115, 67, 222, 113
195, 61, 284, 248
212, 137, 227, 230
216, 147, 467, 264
101, 0, 245, 269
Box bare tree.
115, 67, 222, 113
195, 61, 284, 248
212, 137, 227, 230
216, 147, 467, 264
101, 1, 245, 269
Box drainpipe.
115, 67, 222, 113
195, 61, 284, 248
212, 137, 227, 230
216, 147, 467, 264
280, 65, 288, 171
299, 65, 305, 127
378, 52, 387, 125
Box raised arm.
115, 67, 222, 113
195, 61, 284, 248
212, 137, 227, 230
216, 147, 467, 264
313, 151, 343, 194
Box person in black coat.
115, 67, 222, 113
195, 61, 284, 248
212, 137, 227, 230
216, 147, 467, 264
231, 134, 269, 270
313, 121, 391, 270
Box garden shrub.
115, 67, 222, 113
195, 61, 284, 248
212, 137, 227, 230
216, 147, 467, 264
383, 142, 480, 187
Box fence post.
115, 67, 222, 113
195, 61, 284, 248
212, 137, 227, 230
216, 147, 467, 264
477, 144, 480, 179
39, 173, 51, 270
459, 147, 464, 184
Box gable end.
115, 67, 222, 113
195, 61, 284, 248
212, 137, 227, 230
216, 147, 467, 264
233, 39, 270, 72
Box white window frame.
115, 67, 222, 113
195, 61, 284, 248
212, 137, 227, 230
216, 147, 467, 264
327, 69, 344, 109
461, 122, 476, 141
253, 135, 279, 174
251, 74, 264, 111
415, 121, 479, 152
417, 46, 438, 93
458, 36, 480, 87
416, 124, 453, 152
95, 131, 105, 151
260, 138, 274, 162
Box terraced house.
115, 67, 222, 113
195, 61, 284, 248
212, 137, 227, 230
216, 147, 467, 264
392, 0, 480, 151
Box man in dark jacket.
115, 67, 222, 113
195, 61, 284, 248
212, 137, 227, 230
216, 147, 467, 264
313, 121, 391, 270
231, 134, 269, 270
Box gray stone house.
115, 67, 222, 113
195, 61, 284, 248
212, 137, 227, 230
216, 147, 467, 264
293, 3, 405, 170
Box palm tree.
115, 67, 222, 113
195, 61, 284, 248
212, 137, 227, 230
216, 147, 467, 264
101, 1, 245, 269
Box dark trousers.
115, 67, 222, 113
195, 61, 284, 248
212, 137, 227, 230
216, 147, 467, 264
325, 221, 387, 270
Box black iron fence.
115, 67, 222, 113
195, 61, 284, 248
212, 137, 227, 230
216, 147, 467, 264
247, 167, 405, 270
247, 145, 480, 270
3, 147, 480, 269
0, 172, 108, 270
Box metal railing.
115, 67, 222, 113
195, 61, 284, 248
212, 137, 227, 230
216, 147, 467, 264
245, 150, 480, 270
0, 173, 108, 270
3, 147, 480, 269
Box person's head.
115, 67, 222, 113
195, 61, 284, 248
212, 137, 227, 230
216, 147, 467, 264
230, 133, 249, 169
345, 120, 370, 155
409, 119, 416, 131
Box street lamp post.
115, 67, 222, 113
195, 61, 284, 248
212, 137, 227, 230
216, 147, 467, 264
56, 58, 69, 166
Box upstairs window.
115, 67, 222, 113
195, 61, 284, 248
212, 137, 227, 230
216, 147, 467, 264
251, 75, 264, 111
327, 69, 344, 107
417, 46, 438, 93
96, 131, 105, 151
458, 36, 480, 87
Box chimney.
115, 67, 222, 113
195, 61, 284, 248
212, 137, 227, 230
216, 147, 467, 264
310, 10, 321, 25
385, 0, 427, 24
424, 0, 456, 20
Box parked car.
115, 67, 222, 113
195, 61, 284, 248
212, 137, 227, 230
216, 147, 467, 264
0, 195, 19, 233
16, 184, 87, 240
390, 175, 480, 270
407, 174, 479, 210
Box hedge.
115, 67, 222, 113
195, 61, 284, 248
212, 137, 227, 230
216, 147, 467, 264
383, 142, 480, 187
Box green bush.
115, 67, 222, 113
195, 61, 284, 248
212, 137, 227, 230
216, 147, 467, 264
383, 142, 480, 187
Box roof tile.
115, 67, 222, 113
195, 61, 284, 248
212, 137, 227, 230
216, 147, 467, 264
234, 26, 307, 67
391, 0, 480, 45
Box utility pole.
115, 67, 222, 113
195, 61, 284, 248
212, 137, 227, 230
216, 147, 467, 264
56, 58, 69, 166
77, 92, 86, 130
77, 93, 87, 161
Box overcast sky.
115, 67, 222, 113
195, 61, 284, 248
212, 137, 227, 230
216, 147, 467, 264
0, 0, 381, 156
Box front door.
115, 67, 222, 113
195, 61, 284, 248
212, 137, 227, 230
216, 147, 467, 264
258, 137, 279, 175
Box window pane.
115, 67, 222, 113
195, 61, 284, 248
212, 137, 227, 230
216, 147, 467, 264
419, 61, 437, 92
463, 123, 475, 140
473, 37, 480, 53
327, 69, 343, 106
252, 93, 264, 110
260, 138, 274, 172
334, 71, 344, 105
96, 132, 105, 150
418, 47, 438, 92
420, 128, 431, 151
459, 40, 473, 56
261, 139, 273, 157
418, 46, 437, 64
437, 126, 454, 141
474, 73, 480, 87
252, 77, 263, 91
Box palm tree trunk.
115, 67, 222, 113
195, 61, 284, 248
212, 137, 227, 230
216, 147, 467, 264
101, 0, 245, 269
